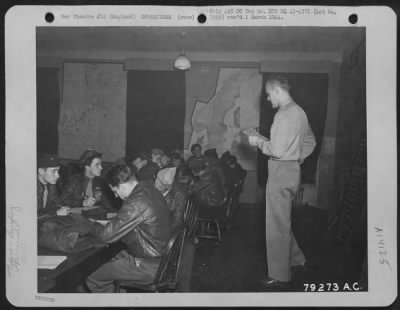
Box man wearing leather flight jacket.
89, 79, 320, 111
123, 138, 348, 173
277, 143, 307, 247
85, 164, 172, 293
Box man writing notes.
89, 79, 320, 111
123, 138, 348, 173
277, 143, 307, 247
248, 76, 316, 288
85, 164, 172, 293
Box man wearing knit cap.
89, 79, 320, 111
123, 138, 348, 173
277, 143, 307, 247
37, 153, 62, 215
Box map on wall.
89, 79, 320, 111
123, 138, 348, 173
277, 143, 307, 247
188, 68, 262, 170
59, 63, 127, 162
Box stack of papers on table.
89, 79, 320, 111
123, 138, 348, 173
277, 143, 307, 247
88, 218, 110, 225
96, 220, 110, 225
38, 256, 67, 269
82, 205, 100, 211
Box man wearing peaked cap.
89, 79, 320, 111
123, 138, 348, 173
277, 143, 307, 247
38, 153, 59, 169
37, 153, 62, 216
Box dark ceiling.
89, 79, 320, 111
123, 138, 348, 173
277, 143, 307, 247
37, 26, 365, 55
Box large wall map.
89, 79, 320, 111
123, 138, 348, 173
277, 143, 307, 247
59, 63, 127, 162
188, 68, 262, 170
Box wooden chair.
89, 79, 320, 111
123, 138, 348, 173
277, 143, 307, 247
115, 227, 187, 292
225, 179, 243, 218
183, 198, 198, 241
195, 196, 228, 243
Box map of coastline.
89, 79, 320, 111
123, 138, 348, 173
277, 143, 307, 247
188, 68, 262, 170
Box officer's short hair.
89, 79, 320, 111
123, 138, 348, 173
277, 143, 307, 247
266, 76, 291, 93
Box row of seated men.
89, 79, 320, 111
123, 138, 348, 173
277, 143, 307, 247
37, 146, 246, 293
129, 144, 246, 208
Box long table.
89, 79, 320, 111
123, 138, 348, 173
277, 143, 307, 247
38, 205, 123, 292
38, 241, 125, 293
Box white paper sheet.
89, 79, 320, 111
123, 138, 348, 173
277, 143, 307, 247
38, 256, 67, 270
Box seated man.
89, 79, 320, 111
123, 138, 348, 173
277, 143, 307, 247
160, 154, 172, 169
220, 150, 232, 164
220, 152, 237, 190
203, 148, 229, 195
37, 153, 62, 216
60, 149, 114, 209
226, 155, 247, 191
151, 148, 165, 168
155, 167, 188, 232
131, 152, 160, 183
171, 152, 184, 169
170, 147, 184, 159
189, 162, 225, 208
186, 143, 205, 172
85, 164, 172, 293
171, 153, 193, 187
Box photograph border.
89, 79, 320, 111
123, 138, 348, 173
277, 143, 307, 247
4, 4, 397, 307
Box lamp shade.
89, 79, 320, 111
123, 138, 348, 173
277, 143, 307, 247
174, 54, 191, 70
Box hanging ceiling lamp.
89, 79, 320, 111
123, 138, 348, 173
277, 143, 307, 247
174, 32, 191, 70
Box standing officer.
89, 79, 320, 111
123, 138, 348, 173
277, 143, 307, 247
248, 76, 316, 288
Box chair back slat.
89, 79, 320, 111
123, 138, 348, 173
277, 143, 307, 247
153, 227, 186, 286
225, 190, 235, 217
226, 180, 243, 217
184, 198, 198, 239
117, 227, 187, 292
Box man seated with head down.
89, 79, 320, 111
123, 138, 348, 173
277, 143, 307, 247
203, 148, 228, 194
85, 163, 172, 293
131, 152, 160, 183
37, 153, 62, 216
151, 148, 165, 169
190, 161, 225, 208
154, 166, 188, 232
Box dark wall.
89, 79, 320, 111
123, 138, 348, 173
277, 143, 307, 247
334, 38, 366, 242
258, 73, 329, 186
37, 68, 60, 154
126, 70, 186, 157
335, 39, 366, 188
37, 68, 186, 160
332, 38, 366, 280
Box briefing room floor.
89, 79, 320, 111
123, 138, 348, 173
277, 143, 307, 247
190, 203, 366, 292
